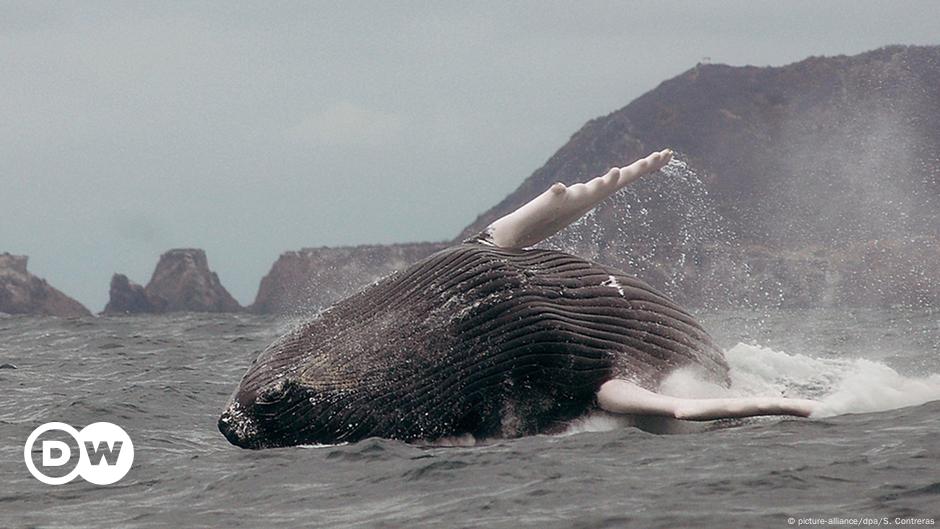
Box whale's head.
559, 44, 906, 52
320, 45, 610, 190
218, 374, 318, 449
220, 366, 368, 448
218, 329, 337, 448
218, 394, 262, 449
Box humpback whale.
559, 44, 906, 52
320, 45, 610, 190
219, 149, 817, 449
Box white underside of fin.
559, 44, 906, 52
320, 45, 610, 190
596, 379, 818, 421
485, 149, 673, 249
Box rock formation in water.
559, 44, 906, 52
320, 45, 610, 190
251, 242, 449, 314
145, 249, 242, 312
457, 45, 940, 308
103, 249, 242, 314
102, 273, 168, 314
0, 253, 91, 317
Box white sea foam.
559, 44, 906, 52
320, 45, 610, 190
663, 343, 940, 418
562, 342, 940, 436
561, 413, 637, 435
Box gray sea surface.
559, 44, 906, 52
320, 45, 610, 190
1, 309, 938, 528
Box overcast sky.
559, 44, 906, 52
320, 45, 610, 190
2, 1, 937, 311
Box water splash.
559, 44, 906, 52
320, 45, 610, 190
562, 342, 940, 437
661, 343, 940, 418
538, 155, 769, 311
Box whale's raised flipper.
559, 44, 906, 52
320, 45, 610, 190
479, 149, 673, 249
596, 379, 818, 421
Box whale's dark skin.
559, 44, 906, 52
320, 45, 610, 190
219, 242, 728, 449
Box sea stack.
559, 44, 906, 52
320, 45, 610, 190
0, 253, 91, 317
147, 249, 242, 312
103, 249, 242, 314
102, 273, 168, 314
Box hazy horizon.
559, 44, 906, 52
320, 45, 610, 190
2, 2, 938, 311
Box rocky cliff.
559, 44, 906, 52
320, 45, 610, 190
103, 249, 242, 314
459, 45, 940, 309
251, 242, 449, 315
461, 45, 940, 242
0, 253, 91, 317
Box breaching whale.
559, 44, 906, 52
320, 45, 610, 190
219, 149, 817, 448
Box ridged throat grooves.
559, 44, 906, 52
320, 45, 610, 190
219, 244, 728, 448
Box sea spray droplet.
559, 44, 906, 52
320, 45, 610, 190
539, 155, 751, 311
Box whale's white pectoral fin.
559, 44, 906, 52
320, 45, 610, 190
596, 379, 819, 421
484, 149, 674, 249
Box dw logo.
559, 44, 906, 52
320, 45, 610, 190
23, 422, 134, 485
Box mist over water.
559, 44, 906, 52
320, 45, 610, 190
770, 87, 939, 244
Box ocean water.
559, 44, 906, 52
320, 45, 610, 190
1, 308, 938, 528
